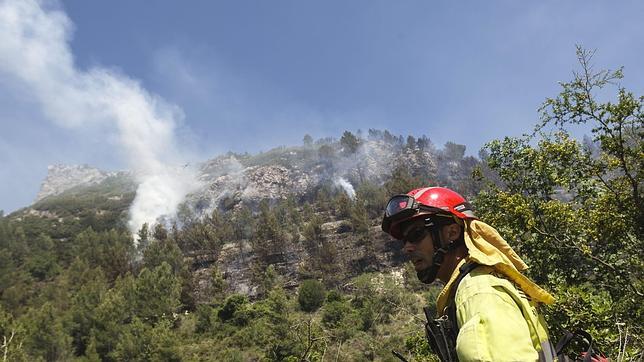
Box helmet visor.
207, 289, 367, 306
382, 194, 451, 236
384, 195, 417, 218
382, 194, 423, 234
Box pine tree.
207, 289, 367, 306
254, 200, 286, 262
21, 302, 73, 361
350, 200, 370, 245
303, 134, 313, 147
340, 131, 360, 155
134, 262, 181, 321
136, 223, 149, 253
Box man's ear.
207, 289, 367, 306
444, 223, 462, 242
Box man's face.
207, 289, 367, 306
400, 219, 435, 272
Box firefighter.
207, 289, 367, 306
382, 187, 557, 362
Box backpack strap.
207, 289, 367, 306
446, 262, 480, 331
423, 262, 480, 362
555, 330, 598, 362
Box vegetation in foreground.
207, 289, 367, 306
0, 48, 642, 361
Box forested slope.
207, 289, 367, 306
0, 49, 641, 361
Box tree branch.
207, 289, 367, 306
2, 331, 15, 362
532, 225, 642, 297
533, 226, 617, 271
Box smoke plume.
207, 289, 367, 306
0, 0, 201, 242
334, 177, 356, 199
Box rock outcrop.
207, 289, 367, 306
36, 164, 119, 201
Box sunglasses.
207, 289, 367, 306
402, 227, 430, 244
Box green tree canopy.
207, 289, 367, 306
474, 47, 643, 358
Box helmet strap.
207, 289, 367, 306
416, 226, 461, 284
416, 248, 445, 284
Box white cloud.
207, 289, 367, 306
0, 0, 202, 241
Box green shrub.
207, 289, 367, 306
195, 304, 213, 333
326, 289, 343, 303
405, 331, 436, 361
297, 279, 326, 312
322, 301, 348, 328
218, 294, 250, 325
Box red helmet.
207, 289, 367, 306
381, 187, 476, 240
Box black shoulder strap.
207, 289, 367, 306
555, 330, 595, 362
446, 262, 480, 332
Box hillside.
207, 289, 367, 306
2, 96, 642, 362
0, 129, 487, 361
7, 130, 479, 297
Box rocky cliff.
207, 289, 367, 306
35, 138, 439, 212
36, 164, 122, 201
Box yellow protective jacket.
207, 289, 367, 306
451, 261, 556, 361
434, 220, 557, 362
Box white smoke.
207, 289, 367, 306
333, 177, 356, 199
128, 165, 201, 235
0, 0, 202, 243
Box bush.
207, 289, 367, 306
218, 294, 250, 325
321, 301, 348, 328
326, 289, 343, 303
297, 279, 326, 312
404, 331, 435, 361
195, 304, 213, 333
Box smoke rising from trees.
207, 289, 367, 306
333, 177, 356, 199
0, 0, 201, 242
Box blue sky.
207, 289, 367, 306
1, 0, 643, 213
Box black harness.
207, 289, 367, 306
423, 262, 480, 362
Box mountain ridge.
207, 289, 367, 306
30, 133, 476, 221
